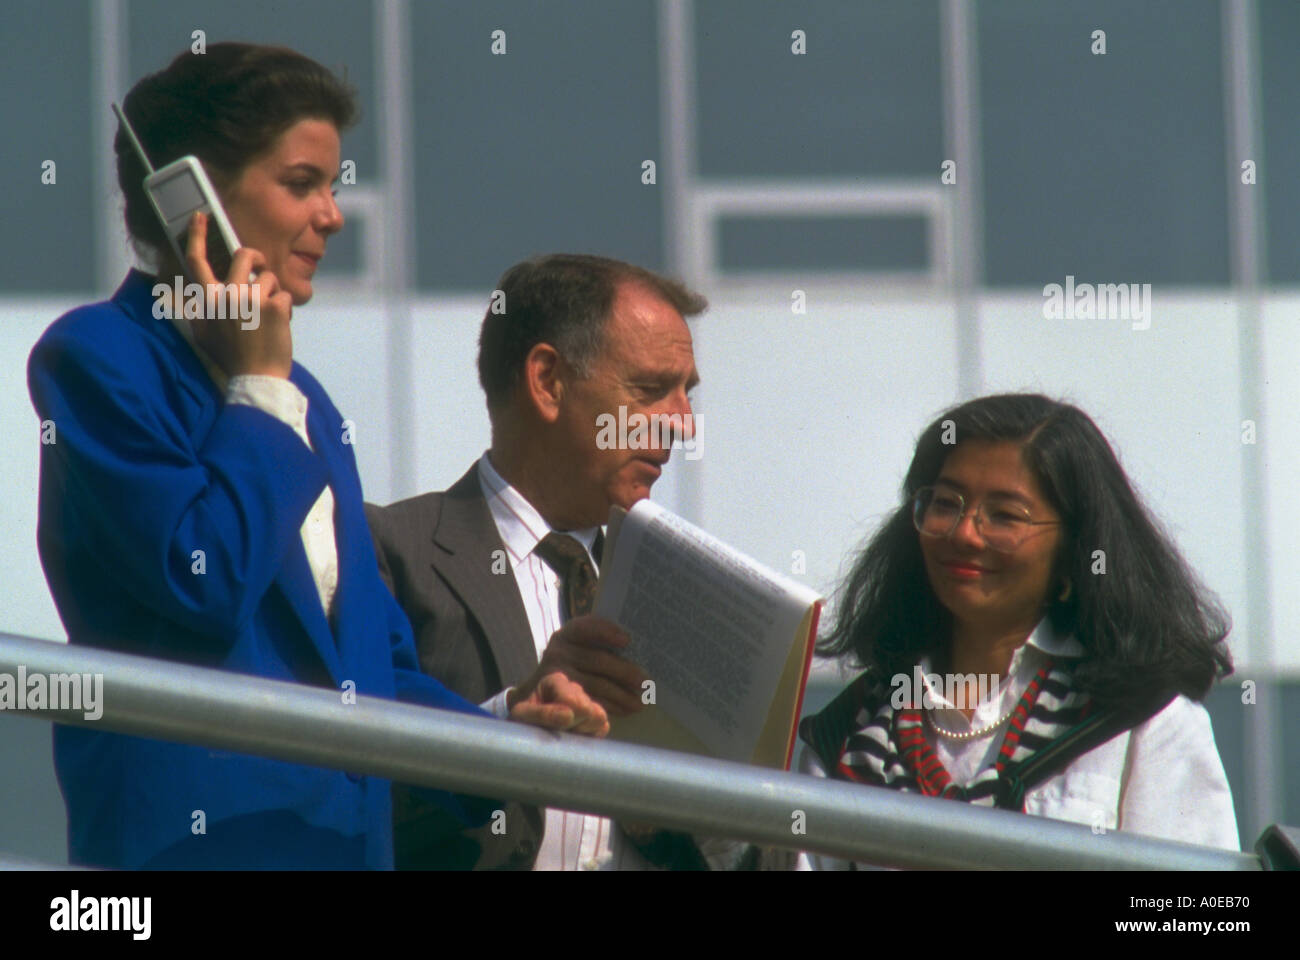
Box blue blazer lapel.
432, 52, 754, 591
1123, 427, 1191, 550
274, 539, 343, 683
266, 375, 345, 686
306, 400, 369, 681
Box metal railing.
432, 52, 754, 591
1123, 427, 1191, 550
0, 632, 1264, 870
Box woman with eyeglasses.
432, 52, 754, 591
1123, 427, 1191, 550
794, 393, 1237, 867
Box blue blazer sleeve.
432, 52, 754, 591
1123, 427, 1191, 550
32, 282, 500, 863
29, 312, 328, 645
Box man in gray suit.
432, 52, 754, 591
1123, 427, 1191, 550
366, 253, 706, 869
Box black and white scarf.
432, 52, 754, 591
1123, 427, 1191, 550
800, 659, 1165, 811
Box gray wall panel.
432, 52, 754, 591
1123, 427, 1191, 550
1, 0, 95, 293
1260, 0, 1300, 284
695, 0, 943, 178
717, 214, 928, 272
979, 0, 1230, 287
411, 1, 664, 291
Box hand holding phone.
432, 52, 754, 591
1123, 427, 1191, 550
184, 211, 294, 380
150, 158, 241, 280
114, 103, 292, 378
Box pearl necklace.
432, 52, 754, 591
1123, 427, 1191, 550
924, 705, 1017, 741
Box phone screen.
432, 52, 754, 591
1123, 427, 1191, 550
153, 167, 236, 281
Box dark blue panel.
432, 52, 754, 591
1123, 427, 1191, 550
979, 0, 1230, 287
1205, 680, 1249, 851
695, 0, 943, 178
1259, 0, 1300, 284
1282, 681, 1300, 830
0, 0, 95, 293
718, 214, 928, 272
412, 1, 664, 292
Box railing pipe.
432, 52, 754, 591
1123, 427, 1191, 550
0, 633, 1261, 870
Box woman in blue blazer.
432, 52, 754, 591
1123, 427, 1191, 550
28, 43, 602, 870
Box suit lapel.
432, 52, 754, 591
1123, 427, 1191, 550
430, 467, 539, 687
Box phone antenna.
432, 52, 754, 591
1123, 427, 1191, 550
111, 102, 155, 175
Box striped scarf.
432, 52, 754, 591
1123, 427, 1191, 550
801, 659, 1100, 810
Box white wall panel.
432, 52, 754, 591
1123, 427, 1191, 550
289, 299, 397, 507
404, 297, 497, 501
1261, 297, 1300, 670
1, 302, 86, 643
694, 295, 961, 615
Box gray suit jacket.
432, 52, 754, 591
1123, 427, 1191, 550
366, 463, 543, 869
367, 462, 710, 870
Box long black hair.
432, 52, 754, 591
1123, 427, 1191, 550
821, 393, 1232, 710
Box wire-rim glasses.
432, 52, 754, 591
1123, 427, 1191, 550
912, 485, 1061, 553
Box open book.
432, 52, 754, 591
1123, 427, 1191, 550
595, 500, 821, 770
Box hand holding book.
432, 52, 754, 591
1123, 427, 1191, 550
595, 500, 822, 770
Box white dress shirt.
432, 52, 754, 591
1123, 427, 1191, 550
476, 455, 654, 871
168, 313, 339, 617
794, 619, 1240, 869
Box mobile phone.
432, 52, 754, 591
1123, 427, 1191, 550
112, 102, 241, 280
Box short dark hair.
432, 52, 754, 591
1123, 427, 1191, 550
117, 43, 358, 263
476, 254, 707, 411
821, 393, 1232, 711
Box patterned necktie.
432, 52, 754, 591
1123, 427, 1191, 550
534, 532, 599, 619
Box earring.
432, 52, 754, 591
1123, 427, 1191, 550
1058, 578, 1073, 602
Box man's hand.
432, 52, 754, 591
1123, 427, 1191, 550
509, 671, 609, 737
507, 616, 648, 719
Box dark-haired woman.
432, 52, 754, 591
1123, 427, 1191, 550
796, 393, 1237, 868
28, 43, 600, 869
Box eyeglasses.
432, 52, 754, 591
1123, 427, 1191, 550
912, 486, 1061, 553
